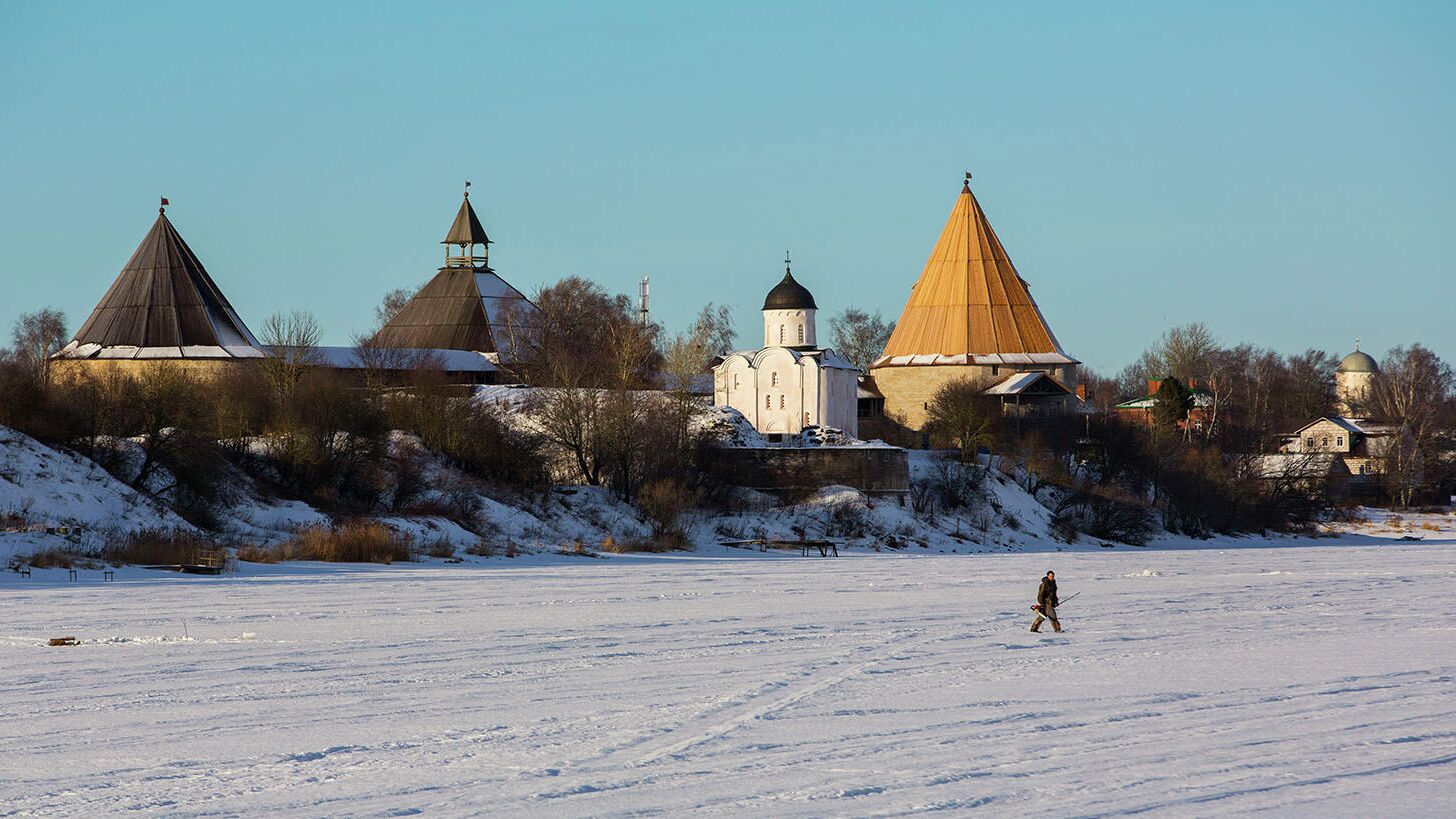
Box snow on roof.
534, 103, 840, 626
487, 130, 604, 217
983, 371, 1048, 395
872, 352, 1079, 368
1288, 417, 1370, 437
856, 379, 884, 400
1247, 453, 1348, 479
312, 346, 498, 372
718, 346, 858, 372
1116, 391, 1215, 410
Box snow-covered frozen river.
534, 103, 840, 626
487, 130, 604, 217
3, 543, 1454, 816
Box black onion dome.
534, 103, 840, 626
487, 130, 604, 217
762, 270, 817, 310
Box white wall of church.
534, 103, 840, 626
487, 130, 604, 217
712, 351, 859, 439
762, 309, 816, 348
1336, 370, 1374, 417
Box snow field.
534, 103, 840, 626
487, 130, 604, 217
2, 542, 1453, 816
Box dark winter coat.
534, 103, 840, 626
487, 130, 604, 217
1037, 577, 1059, 610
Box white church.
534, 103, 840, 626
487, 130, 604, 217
712, 260, 861, 439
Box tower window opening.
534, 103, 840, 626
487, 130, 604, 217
765, 395, 772, 409
779, 325, 785, 344
797, 325, 804, 344
780, 395, 785, 410
771, 372, 779, 387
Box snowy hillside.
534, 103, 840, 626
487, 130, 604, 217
7, 417, 1410, 572
1, 418, 1084, 568
0, 426, 195, 560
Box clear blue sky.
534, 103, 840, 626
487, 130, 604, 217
2, 1, 1452, 374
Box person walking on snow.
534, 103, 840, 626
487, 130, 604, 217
1031, 570, 1061, 633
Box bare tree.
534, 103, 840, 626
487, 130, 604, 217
10, 308, 68, 388
1127, 322, 1219, 386
107, 362, 213, 496
350, 330, 415, 390
1282, 349, 1338, 424
925, 377, 996, 463
1371, 344, 1454, 507
259, 310, 324, 402
374, 286, 418, 329
530, 385, 608, 486
659, 304, 735, 449
511, 276, 661, 389
829, 307, 895, 372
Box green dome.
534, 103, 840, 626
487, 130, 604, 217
1337, 350, 1378, 373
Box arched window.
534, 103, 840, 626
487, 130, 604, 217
733, 373, 739, 390
771, 372, 779, 387
779, 325, 785, 344
797, 324, 804, 344
765, 395, 772, 409
779, 395, 785, 410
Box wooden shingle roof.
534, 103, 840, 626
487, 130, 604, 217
369, 268, 531, 353
443, 196, 490, 246
70, 210, 259, 350
372, 194, 532, 354
875, 180, 1074, 368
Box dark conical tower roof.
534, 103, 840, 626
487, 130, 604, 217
70, 209, 259, 350
371, 192, 533, 354
443, 194, 491, 247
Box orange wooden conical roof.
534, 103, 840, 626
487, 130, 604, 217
875, 180, 1074, 367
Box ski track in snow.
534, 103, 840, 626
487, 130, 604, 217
2, 544, 1455, 816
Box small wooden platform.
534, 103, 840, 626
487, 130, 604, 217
142, 548, 227, 575
142, 564, 225, 575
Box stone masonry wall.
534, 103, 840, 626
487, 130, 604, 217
706, 446, 909, 496
869, 364, 992, 430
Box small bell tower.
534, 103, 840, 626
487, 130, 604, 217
443, 181, 492, 269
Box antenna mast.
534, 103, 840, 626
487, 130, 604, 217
639, 276, 650, 323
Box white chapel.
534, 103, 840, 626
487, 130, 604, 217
713, 259, 860, 438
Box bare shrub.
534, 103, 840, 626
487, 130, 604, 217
100, 529, 233, 570
823, 496, 871, 538
0, 506, 32, 531
557, 540, 599, 558
20, 547, 85, 569
1054, 486, 1156, 546
599, 536, 675, 554
421, 539, 456, 559
235, 543, 277, 563
398, 395, 547, 489
261, 521, 414, 563
636, 479, 692, 540
466, 542, 496, 557
909, 479, 935, 516
923, 458, 984, 511
388, 440, 431, 512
